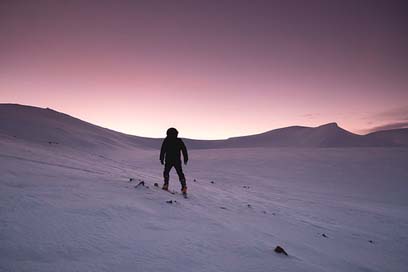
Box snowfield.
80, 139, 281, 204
0, 104, 407, 272
1, 135, 408, 272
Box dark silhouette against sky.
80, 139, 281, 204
160, 127, 188, 192
1, 1, 407, 139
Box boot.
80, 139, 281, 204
162, 183, 169, 191
181, 186, 187, 194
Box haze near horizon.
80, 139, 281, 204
1, 0, 407, 139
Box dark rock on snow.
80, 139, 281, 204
134, 181, 144, 188
274, 246, 288, 256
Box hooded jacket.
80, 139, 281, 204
160, 128, 188, 164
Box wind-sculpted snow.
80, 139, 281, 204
1, 134, 408, 272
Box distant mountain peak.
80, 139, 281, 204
317, 122, 339, 128
1, 104, 407, 148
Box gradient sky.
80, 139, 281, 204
1, 0, 407, 139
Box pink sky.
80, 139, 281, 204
1, 1, 407, 139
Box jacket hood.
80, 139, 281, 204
166, 127, 179, 138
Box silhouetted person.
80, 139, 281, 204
160, 127, 188, 194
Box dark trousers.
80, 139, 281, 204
163, 161, 186, 187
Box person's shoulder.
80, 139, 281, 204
178, 138, 187, 146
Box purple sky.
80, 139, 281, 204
1, 0, 407, 139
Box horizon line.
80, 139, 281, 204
1, 102, 406, 140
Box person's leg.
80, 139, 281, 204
174, 162, 186, 189
163, 163, 172, 189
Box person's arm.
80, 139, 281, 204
180, 139, 188, 164
159, 139, 167, 164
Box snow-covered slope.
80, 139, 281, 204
223, 123, 367, 147
0, 103, 408, 271
0, 104, 161, 150
2, 104, 407, 148
365, 128, 408, 146
1, 135, 407, 272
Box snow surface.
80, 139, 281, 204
2, 104, 407, 149
1, 104, 408, 271
1, 133, 408, 272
